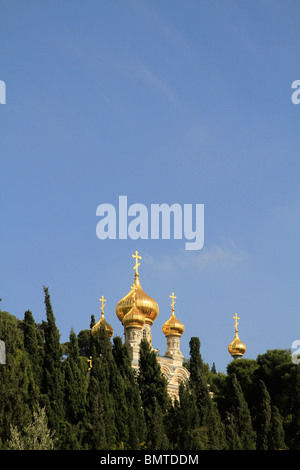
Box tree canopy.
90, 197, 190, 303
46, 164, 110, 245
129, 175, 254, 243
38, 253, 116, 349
0, 289, 298, 450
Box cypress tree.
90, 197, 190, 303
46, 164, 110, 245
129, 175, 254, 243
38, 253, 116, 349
255, 379, 272, 450
270, 405, 286, 450
138, 339, 170, 419
64, 329, 87, 424
88, 325, 121, 449
188, 337, 226, 449
23, 310, 39, 360
41, 286, 64, 434
87, 354, 116, 449
112, 336, 146, 449
146, 397, 169, 450
224, 412, 242, 450
169, 381, 207, 450
86, 370, 107, 450
23, 310, 43, 386
137, 339, 170, 448
290, 364, 300, 449
0, 312, 33, 445
230, 374, 256, 449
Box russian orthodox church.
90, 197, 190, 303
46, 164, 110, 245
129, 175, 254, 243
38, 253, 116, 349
91, 251, 246, 400
91, 251, 189, 400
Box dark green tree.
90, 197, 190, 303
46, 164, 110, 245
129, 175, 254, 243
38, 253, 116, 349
224, 412, 242, 450
230, 374, 256, 449
41, 286, 64, 434
64, 329, 87, 424
289, 364, 300, 449
146, 397, 169, 450
168, 381, 208, 450
138, 339, 170, 448
188, 337, 226, 449
85, 368, 108, 450
112, 336, 146, 449
255, 380, 272, 450
23, 310, 43, 386
0, 311, 34, 446
270, 405, 286, 450
86, 353, 116, 449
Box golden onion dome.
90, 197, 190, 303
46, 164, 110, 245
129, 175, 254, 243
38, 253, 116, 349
162, 311, 185, 337
91, 296, 114, 339
91, 312, 114, 339
122, 304, 145, 329
228, 313, 246, 358
116, 251, 159, 325
162, 292, 185, 337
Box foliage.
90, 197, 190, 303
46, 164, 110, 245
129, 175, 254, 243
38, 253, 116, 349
0, 290, 299, 450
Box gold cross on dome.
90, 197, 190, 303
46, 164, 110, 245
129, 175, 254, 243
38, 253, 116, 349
233, 313, 240, 331
170, 292, 176, 312
99, 295, 106, 314
131, 283, 137, 304
132, 250, 141, 275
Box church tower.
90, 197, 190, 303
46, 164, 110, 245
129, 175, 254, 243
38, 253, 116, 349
115, 251, 189, 398
162, 292, 185, 364
116, 250, 159, 367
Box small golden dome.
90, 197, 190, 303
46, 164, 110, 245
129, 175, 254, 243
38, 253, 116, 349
162, 292, 185, 337
116, 251, 159, 325
162, 312, 185, 337
228, 331, 246, 357
122, 304, 145, 329
91, 295, 114, 339
91, 312, 114, 339
228, 313, 246, 359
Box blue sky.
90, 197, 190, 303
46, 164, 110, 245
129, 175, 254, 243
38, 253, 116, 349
1, 0, 300, 372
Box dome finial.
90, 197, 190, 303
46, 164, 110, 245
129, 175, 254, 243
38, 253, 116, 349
99, 295, 106, 316
132, 250, 141, 277
131, 283, 137, 306
170, 292, 176, 314
233, 312, 239, 332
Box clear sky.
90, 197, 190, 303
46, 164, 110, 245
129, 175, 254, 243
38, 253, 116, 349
1, 0, 300, 372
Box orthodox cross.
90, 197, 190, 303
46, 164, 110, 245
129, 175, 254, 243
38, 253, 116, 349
170, 292, 176, 313
132, 250, 141, 275
131, 283, 137, 305
99, 295, 106, 315
233, 313, 240, 331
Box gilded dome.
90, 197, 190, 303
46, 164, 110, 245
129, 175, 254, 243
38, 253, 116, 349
228, 331, 246, 357
162, 292, 185, 338
91, 312, 114, 339
91, 296, 114, 339
116, 251, 159, 325
122, 304, 145, 329
162, 311, 185, 337
228, 314, 246, 358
